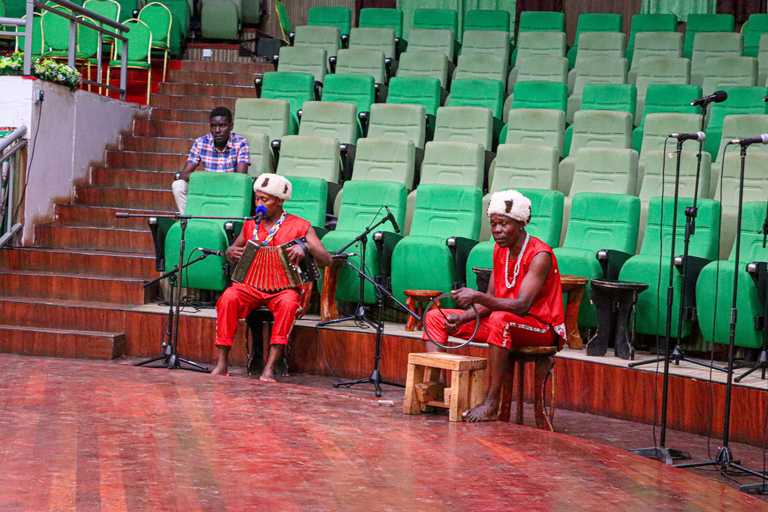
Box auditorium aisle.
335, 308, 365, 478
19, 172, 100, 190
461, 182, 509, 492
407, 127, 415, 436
0, 59, 273, 359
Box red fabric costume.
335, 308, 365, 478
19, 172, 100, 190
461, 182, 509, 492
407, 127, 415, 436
215, 214, 311, 347
424, 236, 567, 350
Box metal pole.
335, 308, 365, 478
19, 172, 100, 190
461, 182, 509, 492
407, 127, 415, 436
120, 38, 127, 100
23, 0, 34, 75
97, 23, 103, 91
68, 17, 77, 69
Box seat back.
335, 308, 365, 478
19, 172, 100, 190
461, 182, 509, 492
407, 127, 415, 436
298, 100, 358, 144
714, 114, 768, 163
464, 9, 510, 33
744, 13, 768, 58
321, 73, 375, 114
706, 86, 768, 158
83, 0, 120, 29
349, 27, 396, 60
396, 51, 449, 88
690, 32, 744, 87
516, 188, 564, 247
728, 201, 768, 262
233, 98, 291, 141
282, 175, 328, 228
511, 81, 568, 112
570, 148, 638, 196
515, 55, 568, 85
352, 138, 415, 188
629, 31, 683, 79
503, 108, 565, 154
367, 103, 426, 149
518, 11, 564, 33
76, 15, 99, 59
334, 48, 386, 84
294, 24, 340, 59
138, 2, 171, 49
573, 13, 623, 44
386, 76, 441, 116
448, 78, 504, 119
716, 152, 768, 208
277, 135, 340, 182
635, 57, 691, 121
564, 192, 640, 253
358, 7, 402, 38
336, 180, 407, 233
454, 53, 507, 85
413, 8, 457, 38
407, 28, 454, 61
573, 31, 626, 69
627, 13, 678, 62
460, 29, 509, 61
571, 57, 628, 96
433, 106, 493, 150
683, 13, 735, 58
410, 184, 481, 240
277, 46, 327, 83
514, 30, 566, 61
568, 110, 633, 155
261, 71, 314, 123
701, 57, 758, 93
275, 0, 293, 40
639, 150, 711, 201
420, 141, 484, 189
115, 19, 151, 62
42, 7, 72, 51
580, 83, 637, 116
491, 143, 559, 191
307, 6, 351, 36
639, 84, 702, 126
15, 14, 44, 56
640, 113, 701, 161
641, 196, 720, 260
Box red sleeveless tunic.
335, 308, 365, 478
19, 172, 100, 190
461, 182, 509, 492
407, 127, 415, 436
243, 213, 310, 246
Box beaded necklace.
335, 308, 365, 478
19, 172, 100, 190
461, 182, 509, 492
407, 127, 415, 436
252, 211, 287, 246
504, 233, 531, 289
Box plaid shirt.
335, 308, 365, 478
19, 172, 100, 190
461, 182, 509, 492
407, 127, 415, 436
187, 132, 250, 172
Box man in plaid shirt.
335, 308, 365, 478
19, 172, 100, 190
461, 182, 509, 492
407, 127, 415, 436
171, 106, 251, 212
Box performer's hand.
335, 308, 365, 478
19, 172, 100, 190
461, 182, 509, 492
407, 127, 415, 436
226, 244, 244, 264
445, 314, 464, 335
451, 287, 480, 309
288, 244, 306, 267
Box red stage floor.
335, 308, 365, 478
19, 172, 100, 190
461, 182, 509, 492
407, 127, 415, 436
1, 354, 767, 511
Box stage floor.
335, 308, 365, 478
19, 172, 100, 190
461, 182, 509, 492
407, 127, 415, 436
2, 355, 768, 511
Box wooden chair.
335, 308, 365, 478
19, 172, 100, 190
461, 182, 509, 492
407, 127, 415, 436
498, 345, 557, 431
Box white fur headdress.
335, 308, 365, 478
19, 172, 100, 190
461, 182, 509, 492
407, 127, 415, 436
253, 173, 292, 201
487, 190, 532, 224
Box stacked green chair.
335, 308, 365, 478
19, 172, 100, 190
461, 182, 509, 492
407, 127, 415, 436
396, 51, 449, 90
510, 81, 568, 114
683, 13, 735, 59
106, 18, 152, 104
3, 0, 25, 17
705, 86, 768, 158
510, 30, 566, 82
568, 32, 626, 91
367, 103, 426, 151
743, 13, 768, 57
163, 172, 252, 291
690, 32, 743, 87
307, 6, 351, 45
358, 7, 404, 51
637, 112, 702, 181
112, 0, 136, 23
626, 13, 678, 64
321, 73, 375, 124
633, 85, 702, 152
75, 16, 99, 91
391, 184, 482, 306
697, 201, 768, 350
407, 28, 454, 62
283, 176, 328, 234
701, 57, 758, 96
322, 180, 407, 303
275, 0, 293, 43
200, 0, 240, 40
82, 0, 121, 56
634, 58, 691, 123
620, 197, 720, 337
554, 192, 641, 327
276, 46, 327, 84
14, 14, 43, 58
138, 2, 172, 82
386, 76, 441, 137
41, 7, 93, 78
501, 108, 566, 156
349, 27, 397, 76
464, 9, 510, 34
559, 110, 634, 194
759, 34, 768, 86
233, 98, 292, 176
467, 188, 565, 289
256, 71, 314, 130
294, 25, 339, 71
627, 31, 683, 84
566, 13, 623, 69
567, 57, 628, 124
460, 29, 509, 62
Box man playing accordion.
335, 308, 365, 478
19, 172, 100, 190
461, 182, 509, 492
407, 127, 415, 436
212, 173, 333, 380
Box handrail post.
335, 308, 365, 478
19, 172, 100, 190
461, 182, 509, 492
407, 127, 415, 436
97, 23, 103, 92
68, 17, 77, 68
23, 0, 34, 75
120, 38, 127, 100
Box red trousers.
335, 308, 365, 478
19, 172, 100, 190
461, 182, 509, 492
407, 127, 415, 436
215, 282, 302, 347
422, 309, 556, 349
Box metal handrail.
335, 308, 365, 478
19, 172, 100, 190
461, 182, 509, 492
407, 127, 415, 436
1, 126, 28, 250
0, 0, 131, 99
0, 126, 28, 155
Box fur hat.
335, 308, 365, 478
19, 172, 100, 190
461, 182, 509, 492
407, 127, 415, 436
253, 173, 292, 201
487, 190, 532, 224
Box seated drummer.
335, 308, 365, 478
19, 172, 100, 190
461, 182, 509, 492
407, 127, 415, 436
212, 173, 333, 380
423, 190, 567, 422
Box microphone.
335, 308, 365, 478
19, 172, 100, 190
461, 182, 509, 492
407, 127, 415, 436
669, 132, 706, 142
253, 205, 268, 224
198, 248, 224, 256
691, 90, 727, 107
332, 252, 358, 260
384, 206, 400, 233
730, 134, 768, 146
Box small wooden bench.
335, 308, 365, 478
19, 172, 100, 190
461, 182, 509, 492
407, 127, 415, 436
403, 352, 487, 422
498, 346, 557, 431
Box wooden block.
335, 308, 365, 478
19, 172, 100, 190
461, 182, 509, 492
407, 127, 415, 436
414, 381, 445, 403
408, 352, 487, 371
403, 363, 426, 415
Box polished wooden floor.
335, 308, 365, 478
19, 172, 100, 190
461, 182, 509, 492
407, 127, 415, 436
1, 355, 767, 511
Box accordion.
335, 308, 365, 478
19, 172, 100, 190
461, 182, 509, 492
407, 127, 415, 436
231, 237, 320, 292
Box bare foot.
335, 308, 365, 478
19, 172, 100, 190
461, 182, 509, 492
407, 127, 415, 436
462, 402, 498, 422
259, 367, 276, 382
210, 363, 228, 376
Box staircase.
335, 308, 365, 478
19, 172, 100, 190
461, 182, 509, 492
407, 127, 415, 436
0, 59, 273, 360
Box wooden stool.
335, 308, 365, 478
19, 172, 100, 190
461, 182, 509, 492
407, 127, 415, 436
404, 353, 487, 422
404, 290, 442, 331
498, 346, 557, 431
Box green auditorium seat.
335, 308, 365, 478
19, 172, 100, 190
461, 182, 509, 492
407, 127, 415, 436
448, 78, 504, 136
467, 188, 565, 288
413, 8, 458, 39
559, 110, 634, 194
407, 28, 454, 62
697, 201, 768, 350
511, 29, 566, 71
567, 13, 623, 69
634, 58, 690, 124
501, 108, 566, 156
519, 10, 564, 33
639, 150, 710, 203
334, 48, 387, 86
705, 86, 767, 158
298, 100, 360, 145
633, 85, 702, 152
164, 172, 252, 291
308, 6, 351, 44
569, 32, 626, 90
638, 112, 702, 182
759, 34, 768, 86
460, 29, 510, 62
367, 103, 426, 150
138, 2, 172, 80
322, 181, 407, 303
620, 197, 721, 337
743, 14, 768, 58
507, 55, 568, 99
397, 51, 450, 90
684, 13, 735, 59
554, 192, 641, 327
321, 74, 375, 126
200, 0, 239, 40
433, 106, 493, 152
277, 135, 341, 184
627, 32, 683, 84
626, 13, 678, 64
510, 81, 568, 115
276, 46, 327, 84
567, 57, 628, 123
157, 0, 190, 55
233, 98, 292, 176
294, 25, 340, 71
714, 153, 768, 258
701, 57, 758, 97
282, 175, 328, 233
464, 9, 510, 34
386, 76, 441, 138
568, 147, 639, 198
240, 0, 260, 25
580, 83, 637, 116
257, 71, 314, 130
712, 114, 768, 169
349, 27, 397, 76
392, 184, 482, 306
454, 53, 507, 86
359, 7, 402, 38
690, 32, 743, 88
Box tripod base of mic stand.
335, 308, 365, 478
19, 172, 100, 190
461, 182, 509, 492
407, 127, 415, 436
333, 369, 404, 398
629, 446, 691, 465
672, 446, 768, 490
133, 353, 210, 373
628, 345, 728, 372
735, 349, 768, 382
